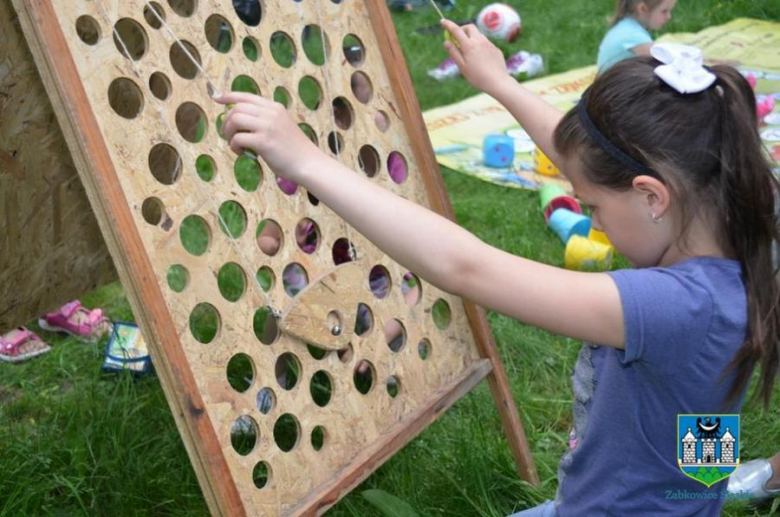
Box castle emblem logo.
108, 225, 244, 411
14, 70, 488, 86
677, 414, 740, 487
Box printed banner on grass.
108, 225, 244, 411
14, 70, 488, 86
423, 18, 780, 191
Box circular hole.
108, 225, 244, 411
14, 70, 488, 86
143, 2, 166, 29
353, 361, 375, 395
255, 267, 275, 293
218, 200, 247, 239
141, 197, 165, 226
376, 111, 391, 133
283, 264, 309, 297
243, 37, 260, 61
167, 264, 189, 293
235, 155, 262, 192
175, 102, 208, 143
298, 124, 318, 146
351, 72, 373, 104
386, 376, 400, 398
354, 303, 373, 337
227, 353, 254, 393
256, 387, 276, 414
180, 215, 211, 256
277, 178, 299, 196
76, 16, 100, 45
333, 97, 354, 130
149, 144, 181, 185
302, 25, 329, 66
189, 302, 220, 343
369, 265, 391, 299
385, 319, 406, 353
253, 307, 279, 345
167, 0, 196, 17
432, 299, 452, 330
295, 219, 320, 254
196, 154, 216, 182
149, 72, 172, 100
230, 415, 258, 455
170, 41, 202, 79
216, 112, 227, 140
253, 461, 271, 489
232, 75, 260, 95
113, 18, 148, 61
234, 0, 262, 26
298, 76, 322, 110
275, 353, 301, 391
307, 344, 328, 361
256, 219, 283, 256
358, 145, 380, 177
108, 78, 143, 119
311, 426, 326, 451
205, 14, 233, 53
311, 371, 333, 407
327, 132, 344, 155
332, 238, 354, 265
270, 32, 296, 68
342, 34, 365, 66
273, 87, 291, 108
218, 262, 247, 302
401, 272, 422, 305
273, 414, 300, 452
388, 152, 408, 184
337, 344, 353, 363
418, 339, 432, 360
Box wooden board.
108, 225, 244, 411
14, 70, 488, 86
0, 0, 116, 330
13, 0, 537, 514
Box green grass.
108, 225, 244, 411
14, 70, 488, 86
2, 1, 780, 516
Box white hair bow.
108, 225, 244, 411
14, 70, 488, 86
651, 43, 716, 94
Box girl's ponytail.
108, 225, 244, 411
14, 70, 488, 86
714, 66, 780, 408
610, 0, 633, 26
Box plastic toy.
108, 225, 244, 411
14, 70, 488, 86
564, 235, 614, 272
476, 3, 521, 43
483, 134, 515, 168
534, 147, 560, 177
548, 208, 591, 244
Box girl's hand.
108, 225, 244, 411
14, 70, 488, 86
442, 20, 509, 96
215, 92, 321, 182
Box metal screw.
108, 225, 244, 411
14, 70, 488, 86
331, 325, 342, 336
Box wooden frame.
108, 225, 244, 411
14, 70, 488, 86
12, 0, 538, 514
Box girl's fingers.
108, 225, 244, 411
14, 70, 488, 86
461, 24, 481, 39
229, 132, 258, 156
223, 113, 262, 141
215, 91, 270, 107
443, 41, 466, 70
441, 19, 469, 47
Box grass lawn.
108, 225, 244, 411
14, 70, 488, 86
2, 0, 779, 515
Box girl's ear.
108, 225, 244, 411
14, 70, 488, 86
635, 1, 650, 17
632, 175, 671, 219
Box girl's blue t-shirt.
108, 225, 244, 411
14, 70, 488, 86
597, 17, 653, 73
555, 257, 747, 516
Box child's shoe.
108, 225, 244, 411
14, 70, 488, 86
0, 327, 51, 363
727, 459, 780, 501
506, 51, 545, 80
38, 300, 112, 343
427, 58, 460, 81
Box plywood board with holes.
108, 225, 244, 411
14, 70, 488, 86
0, 0, 116, 331
13, 0, 536, 514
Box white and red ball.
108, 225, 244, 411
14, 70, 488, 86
476, 3, 522, 43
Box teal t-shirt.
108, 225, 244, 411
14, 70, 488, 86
597, 17, 653, 73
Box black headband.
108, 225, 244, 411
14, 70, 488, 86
577, 94, 657, 178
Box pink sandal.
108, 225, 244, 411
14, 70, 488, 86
0, 327, 51, 363
38, 300, 112, 343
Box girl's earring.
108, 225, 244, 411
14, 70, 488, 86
651, 213, 663, 224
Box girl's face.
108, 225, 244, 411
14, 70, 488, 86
564, 157, 671, 268
638, 0, 677, 31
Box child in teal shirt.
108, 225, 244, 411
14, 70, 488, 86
597, 0, 677, 72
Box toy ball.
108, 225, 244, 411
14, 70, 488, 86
476, 3, 522, 43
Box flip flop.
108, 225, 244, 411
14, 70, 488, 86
0, 327, 51, 363
38, 300, 112, 343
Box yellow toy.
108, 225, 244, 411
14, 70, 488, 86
534, 147, 560, 177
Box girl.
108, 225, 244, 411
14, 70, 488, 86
598, 0, 677, 72
216, 20, 779, 516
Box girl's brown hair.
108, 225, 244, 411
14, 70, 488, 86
554, 57, 779, 408
611, 0, 665, 26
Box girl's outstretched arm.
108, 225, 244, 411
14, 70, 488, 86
217, 93, 624, 348
441, 20, 565, 168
